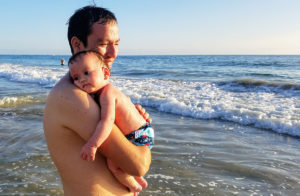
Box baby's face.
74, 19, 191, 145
69, 54, 106, 94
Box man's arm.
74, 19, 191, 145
51, 76, 151, 176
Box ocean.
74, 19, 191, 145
0, 54, 299, 195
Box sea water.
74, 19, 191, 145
0, 55, 300, 195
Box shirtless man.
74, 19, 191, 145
43, 6, 151, 196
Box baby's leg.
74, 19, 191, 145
107, 159, 146, 192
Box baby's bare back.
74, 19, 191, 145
113, 87, 146, 135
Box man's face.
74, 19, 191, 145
84, 21, 120, 69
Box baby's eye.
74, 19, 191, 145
84, 71, 89, 75
73, 77, 79, 81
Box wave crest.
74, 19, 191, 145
234, 78, 300, 90
0, 96, 46, 108
0, 63, 66, 87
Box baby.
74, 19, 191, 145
68, 50, 154, 194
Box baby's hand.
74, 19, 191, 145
80, 143, 98, 161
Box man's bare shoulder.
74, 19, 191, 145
47, 75, 84, 107
44, 74, 100, 139
46, 74, 97, 115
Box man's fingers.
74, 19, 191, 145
143, 112, 149, 121
136, 105, 145, 116
135, 104, 142, 111
146, 118, 152, 124
143, 112, 149, 119
135, 104, 152, 123
139, 108, 145, 115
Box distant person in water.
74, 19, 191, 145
61, 58, 65, 66
68, 50, 154, 194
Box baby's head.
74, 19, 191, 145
68, 50, 110, 94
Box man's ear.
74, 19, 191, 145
102, 67, 110, 80
71, 36, 84, 54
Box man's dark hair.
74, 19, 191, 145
67, 6, 117, 54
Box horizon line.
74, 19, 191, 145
0, 53, 300, 56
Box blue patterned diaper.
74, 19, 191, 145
125, 123, 154, 149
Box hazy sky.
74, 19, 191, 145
0, 0, 299, 55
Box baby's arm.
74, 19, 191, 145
80, 85, 116, 161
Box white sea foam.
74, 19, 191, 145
0, 63, 299, 136
112, 77, 300, 137
146, 174, 174, 180
0, 96, 18, 106
0, 63, 67, 87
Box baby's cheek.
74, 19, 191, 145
74, 81, 81, 88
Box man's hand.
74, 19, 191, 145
135, 104, 152, 124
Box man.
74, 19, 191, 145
43, 6, 151, 196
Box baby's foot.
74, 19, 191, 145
123, 175, 142, 193
107, 160, 144, 193
134, 176, 148, 189
111, 168, 142, 192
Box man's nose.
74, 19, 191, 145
105, 44, 117, 58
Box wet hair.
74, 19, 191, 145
67, 5, 117, 54
68, 50, 108, 69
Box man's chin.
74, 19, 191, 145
105, 60, 114, 68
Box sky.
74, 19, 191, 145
0, 0, 299, 55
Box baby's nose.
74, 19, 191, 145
80, 77, 86, 83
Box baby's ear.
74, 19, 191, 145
103, 67, 110, 80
